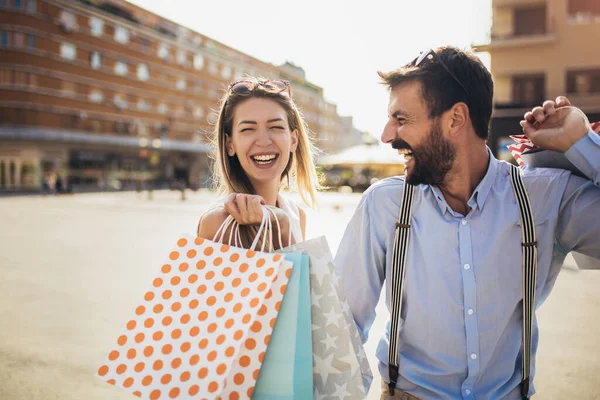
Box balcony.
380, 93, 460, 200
492, 0, 547, 7
475, 32, 557, 51
474, 4, 557, 50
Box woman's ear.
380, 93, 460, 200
290, 129, 299, 152
225, 134, 235, 156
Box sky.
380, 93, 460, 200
129, 0, 492, 140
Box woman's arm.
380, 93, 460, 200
299, 207, 306, 241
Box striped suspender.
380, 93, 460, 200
388, 168, 537, 399
387, 181, 415, 395
509, 164, 538, 400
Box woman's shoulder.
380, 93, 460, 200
197, 205, 228, 238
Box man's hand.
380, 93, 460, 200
223, 193, 266, 225
520, 96, 591, 153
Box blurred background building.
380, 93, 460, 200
475, 0, 600, 162
0, 0, 364, 193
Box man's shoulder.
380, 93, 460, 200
495, 160, 572, 220
495, 159, 572, 189
363, 175, 406, 199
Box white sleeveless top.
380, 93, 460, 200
277, 194, 303, 244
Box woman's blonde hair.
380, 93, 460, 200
211, 78, 320, 208
209, 78, 321, 249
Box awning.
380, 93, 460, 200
318, 143, 404, 166
0, 127, 210, 153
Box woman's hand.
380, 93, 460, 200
223, 193, 266, 225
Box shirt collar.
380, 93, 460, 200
429, 147, 499, 215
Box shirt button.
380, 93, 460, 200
464, 264, 471, 270
461, 219, 468, 225
468, 309, 474, 315
471, 353, 477, 360
465, 389, 471, 395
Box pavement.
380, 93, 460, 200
0, 190, 598, 400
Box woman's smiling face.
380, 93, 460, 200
226, 97, 298, 187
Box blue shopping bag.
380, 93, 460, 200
253, 252, 313, 399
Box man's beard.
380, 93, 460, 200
392, 120, 456, 186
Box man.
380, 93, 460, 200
335, 46, 599, 399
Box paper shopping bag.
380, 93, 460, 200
284, 236, 373, 399
96, 235, 292, 400
508, 121, 599, 177
252, 252, 313, 399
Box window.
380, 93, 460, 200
58, 10, 78, 32
1, 31, 9, 48
192, 80, 202, 94
137, 64, 149, 81
89, 89, 103, 103
14, 71, 27, 85
512, 74, 545, 105
90, 17, 103, 37
27, 72, 37, 87
221, 65, 232, 79
113, 94, 128, 110
569, 0, 600, 19
60, 43, 76, 60
567, 69, 600, 94
208, 61, 218, 75
157, 103, 167, 114
177, 48, 186, 65
514, 6, 547, 36
193, 106, 204, 119
27, 0, 35, 12
176, 78, 186, 90
0, 0, 7, 8
26, 34, 35, 49
14, 0, 23, 9
137, 99, 151, 112
61, 81, 76, 97
90, 51, 102, 69
138, 37, 151, 52
114, 26, 129, 44
193, 54, 204, 70
13, 32, 24, 48
114, 61, 127, 76
158, 43, 169, 59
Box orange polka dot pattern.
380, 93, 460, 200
220, 256, 291, 399
96, 236, 292, 399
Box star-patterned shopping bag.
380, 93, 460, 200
96, 235, 293, 399
283, 236, 373, 399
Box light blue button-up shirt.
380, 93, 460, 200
335, 131, 600, 399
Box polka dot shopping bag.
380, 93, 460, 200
96, 234, 293, 399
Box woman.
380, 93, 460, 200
197, 78, 320, 249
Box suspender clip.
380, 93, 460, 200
388, 364, 399, 396
521, 377, 530, 399
521, 241, 537, 247
395, 222, 410, 229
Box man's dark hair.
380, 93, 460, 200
378, 46, 494, 140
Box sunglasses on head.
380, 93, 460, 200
227, 79, 292, 97
412, 49, 469, 98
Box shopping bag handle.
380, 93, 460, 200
211, 205, 293, 252
263, 205, 292, 250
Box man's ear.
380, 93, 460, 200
290, 129, 299, 152
225, 134, 235, 156
446, 102, 469, 137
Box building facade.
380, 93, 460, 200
475, 0, 600, 161
0, 0, 351, 192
